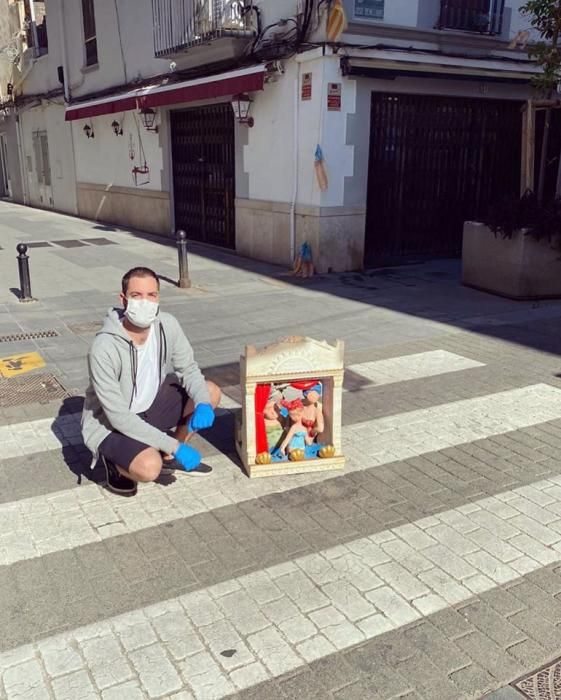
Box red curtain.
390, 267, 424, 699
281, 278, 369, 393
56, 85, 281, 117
255, 383, 271, 454
290, 379, 320, 391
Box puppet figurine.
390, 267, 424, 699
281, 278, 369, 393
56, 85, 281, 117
264, 395, 285, 452
279, 399, 315, 457
301, 383, 324, 437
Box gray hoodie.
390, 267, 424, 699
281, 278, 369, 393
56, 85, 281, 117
81, 308, 211, 460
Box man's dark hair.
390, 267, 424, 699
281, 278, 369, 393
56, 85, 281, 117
121, 267, 160, 295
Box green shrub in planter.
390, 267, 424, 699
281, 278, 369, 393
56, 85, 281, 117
483, 190, 561, 248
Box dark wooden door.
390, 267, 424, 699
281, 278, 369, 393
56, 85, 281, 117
171, 103, 235, 248
364, 92, 522, 266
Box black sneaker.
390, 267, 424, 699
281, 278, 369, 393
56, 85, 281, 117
161, 458, 213, 477
102, 456, 137, 496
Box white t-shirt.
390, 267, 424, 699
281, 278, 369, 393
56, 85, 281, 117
129, 325, 161, 414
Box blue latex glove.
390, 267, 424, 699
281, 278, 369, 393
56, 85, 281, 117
174, 443, 202, 471
189, 403, 215, 432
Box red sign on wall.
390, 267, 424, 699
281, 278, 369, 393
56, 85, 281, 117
327, 83, 342, 111
302, 73, 312, 101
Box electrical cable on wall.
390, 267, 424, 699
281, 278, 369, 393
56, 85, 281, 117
113, 0, 128, 84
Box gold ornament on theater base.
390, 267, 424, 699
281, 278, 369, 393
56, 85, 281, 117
255, 452, 272, 465
289, 449, 306, 462
319, 445, 336, 459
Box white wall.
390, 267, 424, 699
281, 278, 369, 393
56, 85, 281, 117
316, 56, 356, 208
244, 54, 355, 209
22, 0, 303, 102
72, 111, 164, 191
19, 102, 77, 213
243, 61, 297, 204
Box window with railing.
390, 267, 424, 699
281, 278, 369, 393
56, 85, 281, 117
152, 0, 255, 57
81, 0, 98, 66
24, 1, 48, 54
438, 0, 505, 35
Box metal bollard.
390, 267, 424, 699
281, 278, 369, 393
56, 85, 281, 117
176, 229, 191, 289
16, 243, 34, 302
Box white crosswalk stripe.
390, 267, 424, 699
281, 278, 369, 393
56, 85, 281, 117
3, 476, 561, 698
347, 350, 484, 386
1, 383, 561, 567
0, 350, 486, 459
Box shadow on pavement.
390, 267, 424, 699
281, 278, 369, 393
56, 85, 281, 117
53, 396, 105, 486
53, 392, 243, 484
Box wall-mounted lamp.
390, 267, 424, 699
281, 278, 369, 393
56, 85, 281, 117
139, 107, 158, 133
231, 93, 254, 127
83, 123, 94, 139
111, 119, 123, 136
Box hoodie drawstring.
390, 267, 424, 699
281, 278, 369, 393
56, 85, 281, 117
129, 342, 138, 409
159, 324, 167, 382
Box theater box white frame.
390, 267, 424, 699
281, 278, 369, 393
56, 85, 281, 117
235, 336, 345, 478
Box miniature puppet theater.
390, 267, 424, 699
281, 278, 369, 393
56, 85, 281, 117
236, 336, 345, 478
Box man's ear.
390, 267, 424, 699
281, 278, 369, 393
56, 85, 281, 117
119, 292, 127, 308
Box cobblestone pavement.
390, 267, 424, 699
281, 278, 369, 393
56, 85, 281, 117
3, 202, 561, 699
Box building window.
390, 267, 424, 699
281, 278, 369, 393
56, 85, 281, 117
82, 0, 98, 66
354, 0, 384, 20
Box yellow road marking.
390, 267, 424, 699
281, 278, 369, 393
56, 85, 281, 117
0, 351, 45, 378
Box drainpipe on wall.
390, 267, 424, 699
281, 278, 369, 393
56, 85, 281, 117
58, 0, 70, 103
290, 65, 300, 266
60, 0, 78, 214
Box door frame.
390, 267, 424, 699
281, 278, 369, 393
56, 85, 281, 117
0, 133, 10, 198
170, 102, 236, 249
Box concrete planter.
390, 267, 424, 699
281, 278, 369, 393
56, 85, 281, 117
462, 221, 561, 300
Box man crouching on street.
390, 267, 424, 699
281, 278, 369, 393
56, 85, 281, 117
81, 266, 221, 496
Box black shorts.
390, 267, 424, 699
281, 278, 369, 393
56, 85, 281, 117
99, 375, 189, 470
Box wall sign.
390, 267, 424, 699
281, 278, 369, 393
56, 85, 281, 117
354, 0, 384, 19
327, 83, 342, 112
301, 73, 312, 101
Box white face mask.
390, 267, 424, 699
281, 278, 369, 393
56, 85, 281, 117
124, 298, 159, 329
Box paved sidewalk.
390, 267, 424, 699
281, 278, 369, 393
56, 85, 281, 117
3, 201, 561, 699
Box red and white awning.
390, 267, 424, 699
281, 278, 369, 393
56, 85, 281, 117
65, 64, 266, 122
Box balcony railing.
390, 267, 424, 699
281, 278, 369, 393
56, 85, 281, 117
437, 0, 506, 36
152, 0, 255, 58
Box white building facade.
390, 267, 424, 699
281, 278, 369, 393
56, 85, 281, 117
0, 0, 537, 271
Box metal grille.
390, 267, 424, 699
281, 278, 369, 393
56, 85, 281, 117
172, 104, 236, 249
513, 657, 561, 699
0, 330, 59, 343
0, 373, 71, 407
152, 0, 254, 57
54, 240, 87, 248
365, 92, 522, 266
438, 0, 505, 35
81, 237, 116, 245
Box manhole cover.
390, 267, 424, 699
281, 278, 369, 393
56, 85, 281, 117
67, 322, 102, 335
513, 657, 561, 699
0, 373, 71, 407
81, 237, 117, 245
0, 330, 59, 343
53, 240, 87, 248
